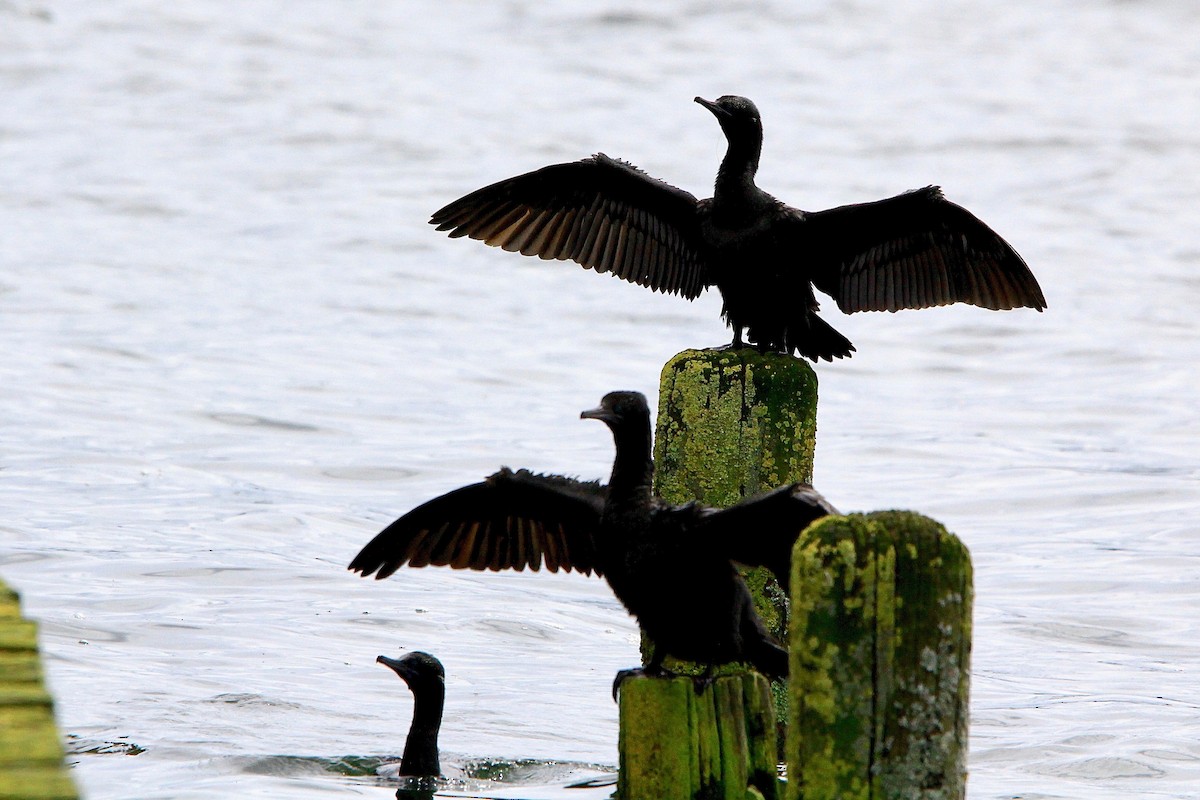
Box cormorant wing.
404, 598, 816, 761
692, 483, 838, 590
349, 468, 607, 579
430, 154, 708, 299
801, 186, 1047, 313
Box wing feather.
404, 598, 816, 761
431, 154, 708, 299
803, 186, 1046, 313
692, 483, 838, 592
349, 468, 606, 579
451, 523, 479, 570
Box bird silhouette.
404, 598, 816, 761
350, 391, 836, 688
430, 95, 1045, 360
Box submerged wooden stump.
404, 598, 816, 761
0, 580, 79, 800
618, 672, 780, 800
786, 512, 973, 800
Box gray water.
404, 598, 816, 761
2, 1, 1198, 798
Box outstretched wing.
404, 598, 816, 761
694, 483, 838, 591
349, 468, 607, 579
430, 153, 708, 299
802, 186, 1046, 313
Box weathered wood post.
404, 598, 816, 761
786, 512, 973, 800
618, 672, 779, 800
0, 580, 79, 800
616, 347, 817, 800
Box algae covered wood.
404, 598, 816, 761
617, 673, 781, 800
785, 512, 972, 800
654, 348, 817, 505
0, 581, 79, 800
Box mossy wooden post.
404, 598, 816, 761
0, 580, 79, 800
654, 348, 817, 503
786, 512, 972, 800
616, 347, 817, 799
618, 672, 780, 800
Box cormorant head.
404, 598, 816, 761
377, 651, 445, 696
695, 95, 762, 143
580, 391, 650, 432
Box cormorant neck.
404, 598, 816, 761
713, 130, 762, 207
399, 684, 443, 777
607, 421, 654, 503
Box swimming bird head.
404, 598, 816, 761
378, 651, 445, 692
377, 650, 445, 777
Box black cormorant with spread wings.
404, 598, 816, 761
430, 96, 1045, 360
349, 391, 836, 683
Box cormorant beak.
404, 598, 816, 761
377, 654, 416, 686
580, 406, 615, 424
695, 96, 730, 119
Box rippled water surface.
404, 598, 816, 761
2, 1, 1198, 797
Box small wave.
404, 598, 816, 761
223, 753, 616, 794
205, 412, 321, 432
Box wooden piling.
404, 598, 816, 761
617, 672, 780, 800
786, 512, 973, 800
0, 580, 79, 800
620, 347, 972, 799
654, 348, 818, 504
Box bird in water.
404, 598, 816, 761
350, 391, 836, 690
377, 650, 444, 779
430, 95, 1046, 361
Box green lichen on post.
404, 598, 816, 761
654, 348, 818, 507
874, 512, 972, 800
785, 513, 972, 800
740, 672, 780, 800
714, 678, 749, 799
618, 673, 782, 800
0, 581, 79, 800
693, 673, 722, 795
618, 676, 693, 800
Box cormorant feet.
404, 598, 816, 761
612, 667, 651, 701
725, 327, 751, 351
710, 338, 784, 355
690, 665, 717, 695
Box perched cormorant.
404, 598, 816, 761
377, 651, 445, 778
430, 95, 1046, 360
350, 391, 836, 686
